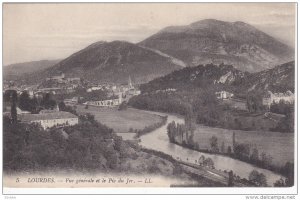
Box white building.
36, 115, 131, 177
87, 86, 103, 92
127, 88, 141, 96
85, 98, 122, 107
67, 77, 80, 82
263, 90, 294, 107
85, 93, 123, 107
215, 91, 234, 99
18, 111, 78, 129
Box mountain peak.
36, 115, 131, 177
139, 19, 294, 72
190, 19, 228, 26
32, 40, 184, 84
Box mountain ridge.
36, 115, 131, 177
24, 40, 184, 84
139, 19, 294, 72
139, 61, 294, 95
3, 59, 61, 80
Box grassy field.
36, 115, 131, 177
76, 105, 163, 132
192, 124, 294, 166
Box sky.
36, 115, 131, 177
3, 3, 296, 66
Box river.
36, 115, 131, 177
117, 111, 284, 186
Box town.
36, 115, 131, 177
3, 73, 141, 130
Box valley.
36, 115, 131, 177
3, 18, 295, 188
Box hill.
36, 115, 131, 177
139, 19, 294, 72
238, 61, 295, 93
129, 61, 294, 133
139, 61, 294, 95
27, 41, 184, 84
3, 60, 60, 80
140, 63, 245, 93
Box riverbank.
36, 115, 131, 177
134, 116, 168, 138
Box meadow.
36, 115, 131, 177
76, 105, 163, 132
192, 124, 294, 166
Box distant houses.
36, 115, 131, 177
262, 90, 294, 107
18, 111, 78, 129
46, 73, 65, 82
84, 75, 141, 107
84, 93, 123, 107
215, 91, 234, 100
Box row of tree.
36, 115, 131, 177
4, 90, 58, 114
167, 120, 194, 147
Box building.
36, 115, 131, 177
3, 107, 31, 117
37, 87, 63, 95
64, 97, 79, 106
262, 90, 294, 107
215, 91, 234, 99
46, 73, 65, 81
67, 77, 80, 82
85, 98, 122, 107
18, 111, 78, 129
85, 93, 123, 107
87, 86, 103, 92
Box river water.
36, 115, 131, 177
117, 111, 284, 186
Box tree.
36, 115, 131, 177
198, 155, 205, 165
250, 147, 259, 164
272, 112, 294, 133
118, 101, 127, 111
19, 91, 33, 112
209, 136, 219, 153
10, 90, 18, 124
274, 178, 286, 187
167, 121, 176, 143
11, 100, 17, 124
232, 132, 236, 149
203, 157, 214, 168
221, 142, 225, 153
246, 93, 265, 113
270, 100, 293, 115
58, 101, 67, 111
248, 170, 267, 186
234, 143, 250, 160
228, 170, 234, 186
227, 146, 232, 155
281, 162, 294, 187
41, 93, 57, 110
260, 152, 268, 167
31, 96, 39, 113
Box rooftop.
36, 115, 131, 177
19, 111, 78, 122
